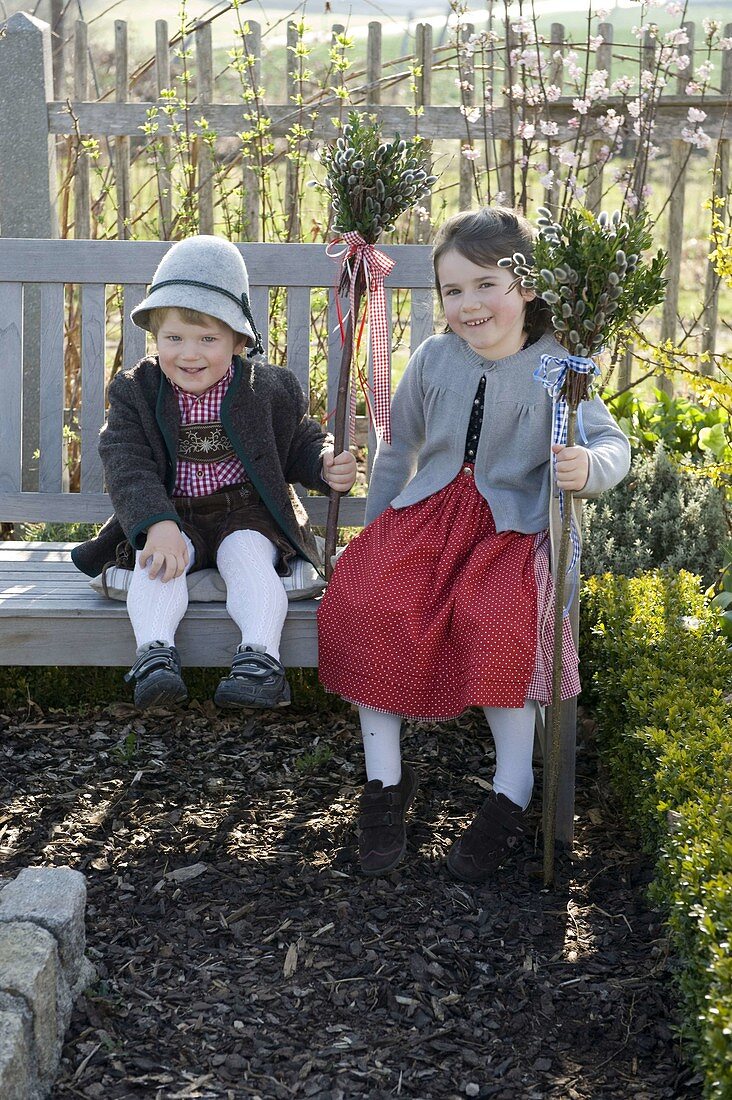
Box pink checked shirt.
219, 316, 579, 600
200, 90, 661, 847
172, 364, 248, 497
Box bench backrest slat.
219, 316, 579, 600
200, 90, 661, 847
411, 287, 435, 352
0, 239, 435, 524
249, 286, 269, 359
122, 285, 147, 369
0, 283, 23, 493
39, 283, 65, 492
80, 284, 106, 493
286, 286, 311, 399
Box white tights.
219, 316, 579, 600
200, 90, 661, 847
358, 701, 536, 810
126, 528, 288, 659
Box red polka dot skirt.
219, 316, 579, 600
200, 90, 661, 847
317, 467, 580, 720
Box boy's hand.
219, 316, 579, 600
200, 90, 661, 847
552, 444, 590, 492
322, 448, 358, 493
140, 520, 189, 582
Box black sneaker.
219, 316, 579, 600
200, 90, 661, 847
446, 790, 527, 883
214, 644, 291, 709
358, 764, 419, 876
124, 641, 188, 710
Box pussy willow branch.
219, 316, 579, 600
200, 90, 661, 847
544, 405, 576, 887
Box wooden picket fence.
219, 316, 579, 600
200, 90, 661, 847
0, 8, 730, 480
1, 12, 730, 350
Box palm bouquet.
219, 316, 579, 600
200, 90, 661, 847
500, 206, 667, 884
320, 112, 436, 577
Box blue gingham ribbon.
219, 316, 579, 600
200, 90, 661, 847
534, 352, 600, 606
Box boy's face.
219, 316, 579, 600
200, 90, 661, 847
155, 309, 247, 396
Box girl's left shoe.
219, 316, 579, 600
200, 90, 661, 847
446, 790, 527, 883
214, 643, 291, 708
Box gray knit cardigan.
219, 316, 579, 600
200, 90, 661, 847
365, 331, 631, 530
71, 355, 332, 578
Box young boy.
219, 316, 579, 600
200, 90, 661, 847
72, 235, 356, 710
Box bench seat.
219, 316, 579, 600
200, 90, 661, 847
0, 542, 321, 667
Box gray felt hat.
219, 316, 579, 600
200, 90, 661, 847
131, 235, 262, 352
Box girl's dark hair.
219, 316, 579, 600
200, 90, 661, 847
432, 206, 552, 342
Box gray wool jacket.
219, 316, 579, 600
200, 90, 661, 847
365, 331, 631, 530
71, 355, 332, 578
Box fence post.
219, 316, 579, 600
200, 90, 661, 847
0, 12, 58, 492
415, 23, 433, 242
196, 21, 215, 235
155, 20, 173, 240
240, 21, 262, 242
115, 20, 130, 240
457, 22, 474, 211
701, 20, 732, 368
73, 20, 91, 239
659, 21, 694, 396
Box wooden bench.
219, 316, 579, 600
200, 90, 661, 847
0, 236, 578, 844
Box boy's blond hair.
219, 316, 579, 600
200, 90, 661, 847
147, 305, 246, 344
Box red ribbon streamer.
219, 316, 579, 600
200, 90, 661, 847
326, 231, 396, 445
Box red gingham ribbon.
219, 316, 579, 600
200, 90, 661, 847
326, 231, 396, 444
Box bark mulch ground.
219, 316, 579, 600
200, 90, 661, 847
0, 693, 703, 1100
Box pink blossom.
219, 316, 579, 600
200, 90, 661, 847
461, 145, 480, 161
687, 107, 707, 124
511, 16, 533, 36
666, 0, 683, 13
558, 148, 578, 166
572, 97, 591, 114
460, 105, 481, 124
594, 7, 610, 18
721, 38, 732, 50
539, 170, 555, 189
588, 34, 604, 52
664, 28, 689, 47
598, 109, 623, 136
518, 121, 536, 140
540, 119, 559, 136
611, 75, 633, 95
588, 69, 609, 100
702, 18, 720, 37
627, 99, 642, 119
545, 84, 561, 102
567, 116, 581, 129
681, 126, 712, 150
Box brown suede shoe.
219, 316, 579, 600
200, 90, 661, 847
358, 764, 419, 877
446, 790, 527, 883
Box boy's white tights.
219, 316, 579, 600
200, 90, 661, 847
358, 702, 536, 810
127, 528, 288, 659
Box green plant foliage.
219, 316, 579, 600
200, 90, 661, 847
582, 444, 728, 587
500, 206, 668, 359
580, 570, 732, 1095
711, 545, 732, 643
0, 666, 339, 713
607, 387, 731, 465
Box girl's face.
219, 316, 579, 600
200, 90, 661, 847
437, 249, 535, 362
155, 309, 247, 395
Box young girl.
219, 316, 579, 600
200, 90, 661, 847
317, 207, 630, 881
72, 235, 356, 710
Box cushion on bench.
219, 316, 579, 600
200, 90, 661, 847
89, 556, 326, 603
